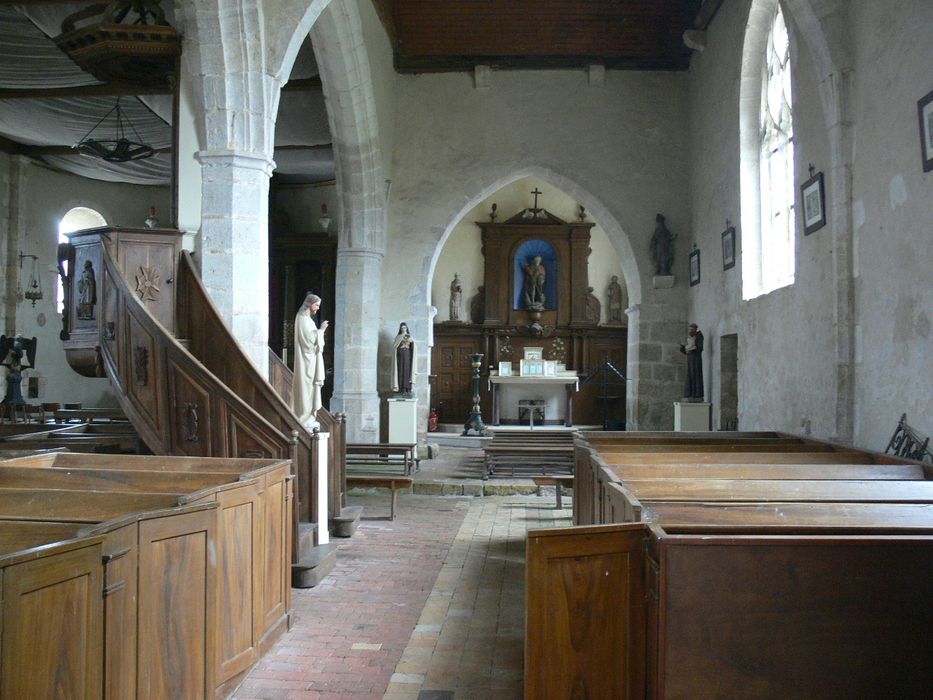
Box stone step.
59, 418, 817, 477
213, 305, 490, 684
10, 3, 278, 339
331, 505, 363, 538
291, 542, 339, 588
409, 479, 573, 498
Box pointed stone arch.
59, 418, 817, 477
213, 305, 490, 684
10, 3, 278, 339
422, 165, 650, 428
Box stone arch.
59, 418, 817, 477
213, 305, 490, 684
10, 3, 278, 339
425, 166, 643, 310
421, 165, 647, 427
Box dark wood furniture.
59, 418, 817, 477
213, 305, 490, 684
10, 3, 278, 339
431, 206, 627, 427
525, 432, 933, 698
346, 475, 413, 520
347, 442, 419, 475
483, 430, 575, 478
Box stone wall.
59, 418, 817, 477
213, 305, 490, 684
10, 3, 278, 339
687, 0, 933, 448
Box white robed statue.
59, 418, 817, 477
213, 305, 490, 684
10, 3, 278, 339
292, 293, 328, 426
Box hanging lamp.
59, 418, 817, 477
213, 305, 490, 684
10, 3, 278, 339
73, 97, 155, 162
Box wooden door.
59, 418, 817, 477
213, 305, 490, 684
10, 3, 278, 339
525, 523, 648, 700
432, 336, 481, 425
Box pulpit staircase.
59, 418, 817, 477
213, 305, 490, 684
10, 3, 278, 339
59, 227, 357, 587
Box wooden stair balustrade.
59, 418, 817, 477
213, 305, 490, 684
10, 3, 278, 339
59, 227, 347, 586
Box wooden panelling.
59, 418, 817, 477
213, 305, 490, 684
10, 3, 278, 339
526, 524, 647, 699
100, 523, 138, 700
138, 508, 217, 700
167, 361, 213, 456
1, 540, 103, 699
127, 312, 162, 430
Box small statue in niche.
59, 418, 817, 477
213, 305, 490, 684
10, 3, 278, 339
584, 287, 601, 325
391, 322, 415, 397
523, 255, 546, 310
679, 323, 705, 402
649, 213, 675, 276
469, 285, 485, 325
607, 275, 625, 323
449, 273, 462, 322
77, 260, 97, 320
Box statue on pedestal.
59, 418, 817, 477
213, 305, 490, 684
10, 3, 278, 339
391, 322, 415, 397
649, 213, 675, 276
607, 275, 625, 323
523, 255, 546, 309
449, 273, 462, 322
1, 336, 37, 414
292, 293, 328, 426
679, 323, 704, 401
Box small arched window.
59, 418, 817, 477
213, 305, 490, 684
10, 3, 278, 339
57, 207, 107, 314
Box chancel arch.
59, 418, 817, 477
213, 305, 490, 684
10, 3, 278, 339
426, 172, 644, 431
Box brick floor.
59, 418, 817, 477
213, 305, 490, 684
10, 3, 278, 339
233, 491, 572, 700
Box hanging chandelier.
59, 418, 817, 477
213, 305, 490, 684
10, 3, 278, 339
19, 253, 43, 307
73, 97, 155, 162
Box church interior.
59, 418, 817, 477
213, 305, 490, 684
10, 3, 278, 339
0, 0, 931, 697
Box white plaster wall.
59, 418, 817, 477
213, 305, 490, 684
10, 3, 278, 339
688, 0, 933, 448
848, 0, 933, 449
431, 175, 627, 325
12, 162, 171, 407
379, 69, 690, 427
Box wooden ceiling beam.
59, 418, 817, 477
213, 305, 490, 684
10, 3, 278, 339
0, 84, 172, 100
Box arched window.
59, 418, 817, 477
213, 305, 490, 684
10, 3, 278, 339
57, 207, 107, 313
741, 1, 796, 299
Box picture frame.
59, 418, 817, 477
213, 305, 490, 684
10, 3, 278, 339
523, 347, 543, 361
520, 358, 545, 377
721, 226, 736, 271
544, 360, 557, 377
919, 87, 933, 172
689, 248, 701, 286
498, 361, 513, 377
800, 171, 826, 235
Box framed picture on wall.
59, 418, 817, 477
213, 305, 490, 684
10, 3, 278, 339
498, 361, 513, 377
721, 226, 736, 270
919, 87, 933, 172
689, 247, 701, 286
801, 171, 826, 235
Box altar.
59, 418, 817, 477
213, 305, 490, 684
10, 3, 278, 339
488, 374, 580, 426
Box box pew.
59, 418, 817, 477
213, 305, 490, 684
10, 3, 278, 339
0, 437, 135, 454
604, 462, 925, 480
0, 527, 106, 698
530, 433, 933, 698
0, 452, 294, 697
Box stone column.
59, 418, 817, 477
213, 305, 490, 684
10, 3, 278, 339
196, 149, 274, 375
626, 302, 686, 430
330, 248, 382, 442
1, 156, 28, 334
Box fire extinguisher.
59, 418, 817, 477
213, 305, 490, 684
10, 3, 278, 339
428, 407, 439, 432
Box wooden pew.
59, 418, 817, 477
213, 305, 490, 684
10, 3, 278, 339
603, 462, 925, 480
484, 430, 575, 478
0, 452, 294, 698
346, 442, 419, 475
53, 407, 128, 423
528, 432, 933, 698
346, 475, 413, 520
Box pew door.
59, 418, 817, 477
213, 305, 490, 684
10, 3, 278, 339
525, 523, 649, 699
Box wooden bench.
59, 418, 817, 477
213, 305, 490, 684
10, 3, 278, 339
346, 442, 419, 475
0, 452, 294, 698
53, 407, 128, 423
527, 431, 933, 698
346, 474, 413, 520
484, 429, 575, 478
532, 475, 575, 509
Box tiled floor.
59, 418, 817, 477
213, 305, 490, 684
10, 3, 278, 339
233, 490, 572, 699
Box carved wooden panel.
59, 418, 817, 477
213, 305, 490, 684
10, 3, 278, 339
167, 362, 213, 456
127, 315, 162, 432
102, 523, 138, 700
116, 233, 180, 332
432, 335, 481, 425
226, 406, 285, 460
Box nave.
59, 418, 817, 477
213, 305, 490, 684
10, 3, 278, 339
235, 461, 570, 699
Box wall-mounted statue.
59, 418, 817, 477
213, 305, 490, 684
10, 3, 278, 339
523, 255, 547, 310
679, 323, 704, 401
449, 273, 462, 322
391, 322, 415, 397
607, 275, 625, 323
649, 213, 675, 276
292, 293, 328, 425
77, 260, 97, 320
